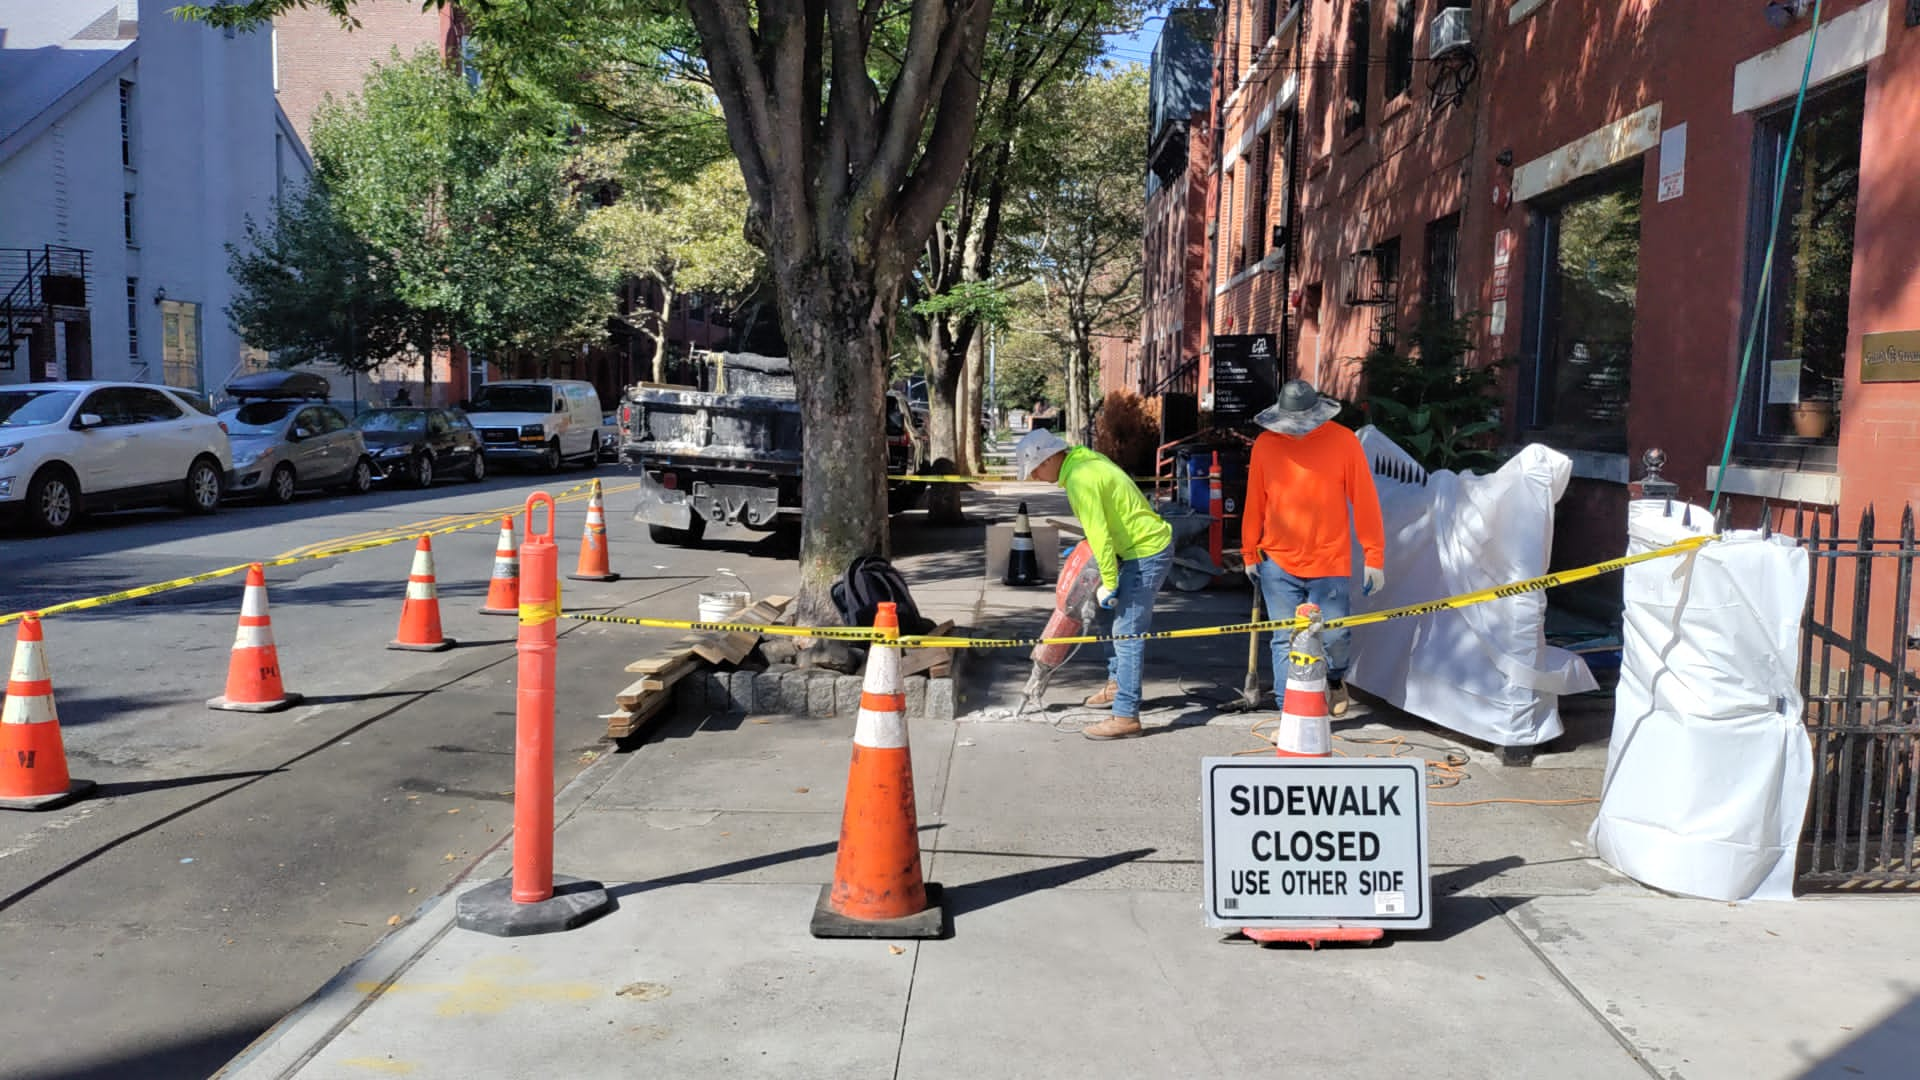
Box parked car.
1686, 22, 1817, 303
354, 407, 486, 487
0, 381, 232, 533
599, 411, 620, 462
218, 371, 373, 504
461, 380, 603, 471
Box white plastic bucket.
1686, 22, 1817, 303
698, 590, 752, 622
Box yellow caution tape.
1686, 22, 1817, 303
556, 534, 1716, 650
0, 478, 624, 626
887, 474, 1162, 484
519, 597, 561, 626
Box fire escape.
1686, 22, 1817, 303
1, 246, 93, 380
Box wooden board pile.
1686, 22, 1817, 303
604, 595, 792, 740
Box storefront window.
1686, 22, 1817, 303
1523, 168, 1642, 452
1744, 79, 1862, 448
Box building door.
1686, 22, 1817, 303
160, 299, 201, 392
1523, 167, 1643, 452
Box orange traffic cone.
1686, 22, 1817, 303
480, 516, 520, 616
208, 564, 304, 713
0, 615, 94, 810
568, 478, 619, 582
390, 535, 456, 652
1274, 603, 1331, 758
811, 602, 945, 939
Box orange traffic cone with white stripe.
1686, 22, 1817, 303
568, 478, 619, 583
811, 602, 945, 939
208, 564, 304, 713
1274, 603, 1332, 758
480, 516, 520, 616
1, 615, 94, 810
390, 535, 456, 652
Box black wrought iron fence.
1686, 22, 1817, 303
1778, 503, 1920, 888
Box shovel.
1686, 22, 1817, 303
1220, 589, 1265, 713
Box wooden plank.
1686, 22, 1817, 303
623, 595, 793, 673
604, 691, 672, 740
691, 597, 790, 665
898, 621, 955, 679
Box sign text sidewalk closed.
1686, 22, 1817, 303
1202, 758, 1430, 929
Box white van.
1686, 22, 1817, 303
462, 380, 604, 471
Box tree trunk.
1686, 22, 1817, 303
923, 320, 966, 523
781, 272, 892, 625
959, 329, 986, 473
1065, 328, 1093, 444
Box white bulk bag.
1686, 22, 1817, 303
1589, 500, 1812, 901
1346, 434, 1597, 747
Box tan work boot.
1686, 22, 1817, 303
1083, 715, 1142, 740
1083, 680, 1118, 710
1329, 680, 1350, 718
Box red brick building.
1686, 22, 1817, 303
1201, 0, 1920, 576
272, 0, 464, 143
1141, 7, 1218, 442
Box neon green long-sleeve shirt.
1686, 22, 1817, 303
1057, 446, 1173, 590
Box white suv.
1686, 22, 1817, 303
0, 381, 233, 533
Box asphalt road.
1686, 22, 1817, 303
0, 461, 800, 1080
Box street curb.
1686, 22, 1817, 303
212, 747, 627, 1080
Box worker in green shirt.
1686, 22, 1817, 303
1016, 429, 1174, 740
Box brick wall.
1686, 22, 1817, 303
273, 0, 452, 142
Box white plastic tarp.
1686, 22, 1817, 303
1345, 433, 1597, 747
1589, 501, 1812, 902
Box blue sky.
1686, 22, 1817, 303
1100, 8, 1167, 68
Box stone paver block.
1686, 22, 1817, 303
728, 671, 756, 714
754, 672, 788, 714
673, 674, 705, 715
705, 673, 731, 714
925, 677, 955, 722
781, 671, 812, 716
808, 677, 836, 718
835, 675, 864, 719
904, 675, 927, 718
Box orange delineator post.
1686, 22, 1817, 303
1208, 451, 1225, 575
514, 492, 560, 904
454, 491, 611, 936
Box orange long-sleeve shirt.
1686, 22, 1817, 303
1240, 425, 1385, 579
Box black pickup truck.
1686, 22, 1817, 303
620, 351, 924, 546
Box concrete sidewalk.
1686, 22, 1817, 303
218, 491, 1920, 1080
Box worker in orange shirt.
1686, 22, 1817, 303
1241, 379, 1385, 717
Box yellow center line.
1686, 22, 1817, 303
271, 480, 643, 560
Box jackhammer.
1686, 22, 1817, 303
1019, 540, 1105, 712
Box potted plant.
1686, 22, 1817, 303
1790, 376, 1840, 439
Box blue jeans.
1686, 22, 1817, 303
1255, 559, 1353, 683
1104, 545, 1174, 717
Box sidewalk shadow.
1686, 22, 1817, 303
6, 1013, 279, 1080
603, 824, 946, 901
1392, 855, 1528, 943
91, 769, 287, 799
942, 847, 1158, 919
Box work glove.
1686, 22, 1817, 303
1363, 565, 1386, 597
1097, 585, 1117, 610
1244, 559, 1261, 584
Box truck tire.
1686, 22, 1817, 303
647, 517, 707, 547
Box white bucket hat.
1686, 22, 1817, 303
1254, 379, 1343, 436
1014, 428, 1073, 480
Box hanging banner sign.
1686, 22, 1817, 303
1202, 757, 1431, 930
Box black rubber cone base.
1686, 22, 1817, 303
0, 777, 95, 811
456, 874, 613, 937
566, 572, 620, 583
810, 882, 948, 940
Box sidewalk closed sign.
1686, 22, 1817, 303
1202, 758, 1430, 930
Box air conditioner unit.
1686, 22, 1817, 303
1430, 6, 1472, 60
